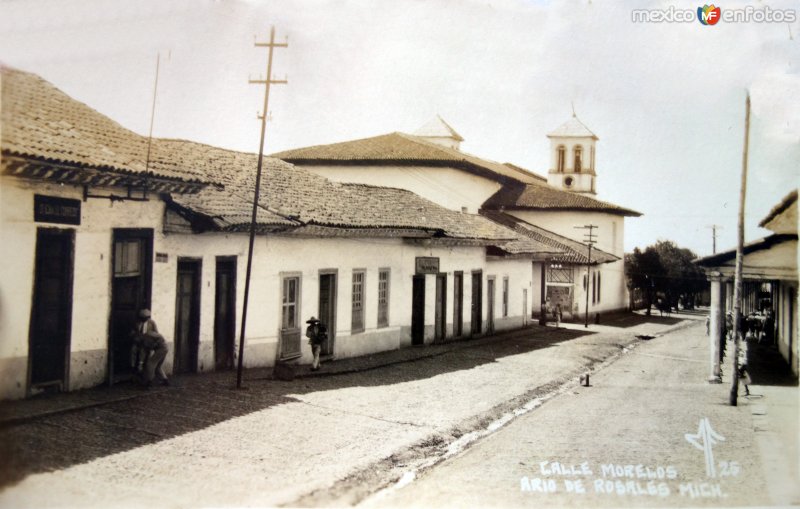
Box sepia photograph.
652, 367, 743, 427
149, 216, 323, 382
0, 0, 797, 507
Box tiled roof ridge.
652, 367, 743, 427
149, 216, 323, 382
502, 162, 547, 182
526, 178, 641, 212
484, 179, 642, 217
271, 132, 405, 159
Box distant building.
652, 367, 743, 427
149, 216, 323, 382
274, 115, 641, 320
0, 67, 528, 400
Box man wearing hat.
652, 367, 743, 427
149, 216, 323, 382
131, 309, 170, 387
305, 316, 327, 371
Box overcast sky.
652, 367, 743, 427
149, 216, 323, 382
1, 0, 797, 255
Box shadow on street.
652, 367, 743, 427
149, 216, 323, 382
0, 326, 593, 488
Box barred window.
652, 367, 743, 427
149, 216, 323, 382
352, 270, 365, 333
548, 265, 574, 284
597, 272, 601, 303
378, 269, 390, 328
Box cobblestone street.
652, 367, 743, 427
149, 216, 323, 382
0, 314, 694, 508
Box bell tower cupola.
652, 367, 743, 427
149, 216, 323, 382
414, 115, 464, 150
547, 114, 598, 195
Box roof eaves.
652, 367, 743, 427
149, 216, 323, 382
758, 189, 797, 228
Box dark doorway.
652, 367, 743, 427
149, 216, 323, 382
435, 274, 447, 341
214, 258, 236, 370
109, 229, 153, 383
29, 228, 75, 391
412, 275, 425, 345
319, 272, 337, 356
453, 272, 463, 337
487, 277, 496, 334
174, 259, 201, 374
471, 271, 483, 335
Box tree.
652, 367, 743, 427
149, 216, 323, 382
626, 240, 707, 314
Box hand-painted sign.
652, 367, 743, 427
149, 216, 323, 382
415, 256, 440, 274
34, 195, 81, 225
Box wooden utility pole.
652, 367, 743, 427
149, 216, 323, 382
706, 224, 723, 254
730, 93, 750, 406
236, 27, 288, 389
575, 225, 598, 328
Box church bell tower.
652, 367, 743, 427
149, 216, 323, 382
546, 114, 598, 195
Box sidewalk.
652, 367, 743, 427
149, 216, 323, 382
0, 314, 692, 427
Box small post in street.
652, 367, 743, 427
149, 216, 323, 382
236, 27, 288, 389
729, 93, 750, 406
574, 225, 598, 328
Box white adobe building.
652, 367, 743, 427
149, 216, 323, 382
0, 67, 540, 400
274, 115, 641, 321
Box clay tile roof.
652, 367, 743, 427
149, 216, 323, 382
339, 183, 519, 240
0, 65, 209, 186
483, 181, 641, 217
413, 115, 464, 141
165, 140, 518, 239
1, 66, 515, 241
547, 115, 598, 139
481, 210, 618, 264
272, 132, 546, 184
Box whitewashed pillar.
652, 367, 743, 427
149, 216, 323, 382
708, 272, 724, 383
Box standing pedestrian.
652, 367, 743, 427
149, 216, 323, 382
554, 304, 562, 328
306, 316, 327, 371
738, 364, 752, 396
130, 309, 170, 388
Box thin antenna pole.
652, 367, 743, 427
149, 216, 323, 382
143, 53, 161, 199
730, 93, 750, 406
237, 27, 288, 389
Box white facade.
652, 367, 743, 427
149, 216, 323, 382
0, 174, 534, 400
302, 165, 501, 215
508, 209, 629, 315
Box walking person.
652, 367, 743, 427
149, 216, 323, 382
131, 309, 170, 388
305, 316, 327, 371
554, 303, 562, 328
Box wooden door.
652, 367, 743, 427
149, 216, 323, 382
319, 273, 337, 356
29, 229, 74, 390
435, 274, 447, 340
109, 229, 152, 383
175, 260, 201, 374
214, 258, 236, 370
411, 275, 425, 345
487, 278, 496, 334
453, 272, 463, 337
471, 271, 482, 335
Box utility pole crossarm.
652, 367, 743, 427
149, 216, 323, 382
236, 26, 288, 390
